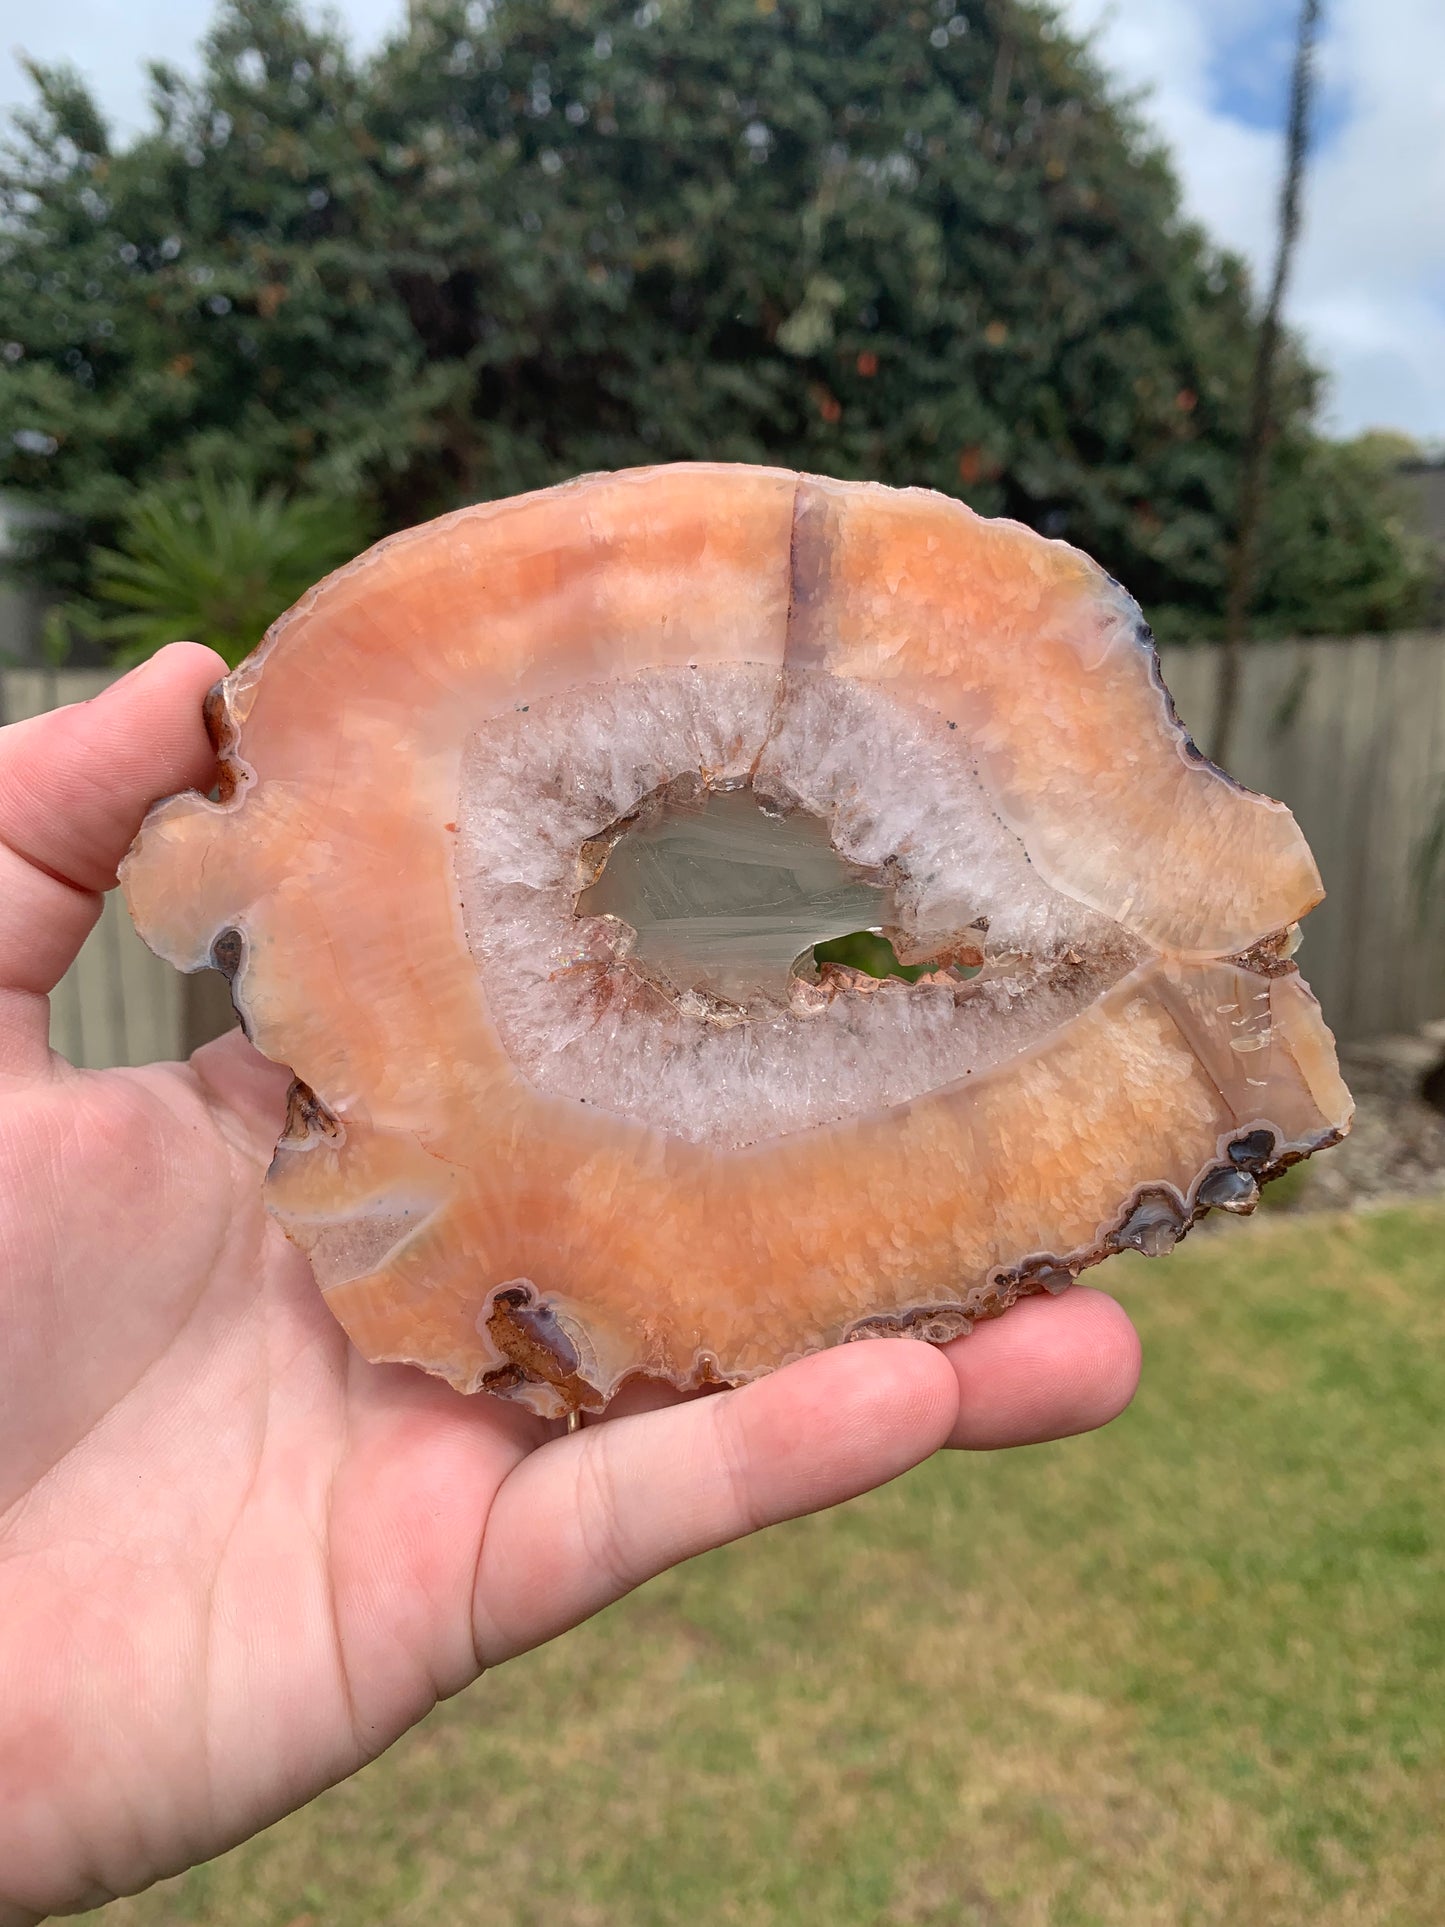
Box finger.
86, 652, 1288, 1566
580, 1290, 1141, 1441
472, 1338, 961, 1662
186, 1025, 296, 1155
591, 1373, 714, 1424
941, 1286, 1142, 1449
0, 644, 223, 1008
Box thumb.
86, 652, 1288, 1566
0, 644, 224, 1053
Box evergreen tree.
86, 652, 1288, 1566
0, 0, 1427, 649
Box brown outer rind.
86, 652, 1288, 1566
121, 464, 1351, 1417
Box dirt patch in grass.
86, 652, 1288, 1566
1276, 1036, 1445, 1215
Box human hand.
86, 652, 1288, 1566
0, 644, 1141, 1922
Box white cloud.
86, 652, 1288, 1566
5, 0, 1441, 439
1297, 0, 1445, 438
0, 1, 405, 138
1060, 0, 1445, 440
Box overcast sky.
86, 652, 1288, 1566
3, 0, 1442, 443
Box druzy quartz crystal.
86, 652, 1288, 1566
122, 465, 1352, 1418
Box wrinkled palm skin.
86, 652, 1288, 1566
0, 646, 1140, 1922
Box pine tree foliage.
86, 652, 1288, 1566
0, 0, 1428, 654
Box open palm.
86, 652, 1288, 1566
0, 646, 1141, 1923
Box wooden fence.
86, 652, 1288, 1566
1160, 633, 1445, 1043
2, 635, 1443, 1068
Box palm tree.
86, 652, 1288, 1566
47, 474, 369, 669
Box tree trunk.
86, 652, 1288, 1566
1210, 0, 1324, 768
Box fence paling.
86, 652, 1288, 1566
4, 639, 1443, 1070
1158, 634, 1445, 1043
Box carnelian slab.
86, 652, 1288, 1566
123, 466, 1349, 1416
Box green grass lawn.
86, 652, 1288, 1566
87, 1204, 1445, 1927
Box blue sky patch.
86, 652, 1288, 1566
1208, 5, 1350, 151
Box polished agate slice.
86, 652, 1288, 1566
122, 465, 1351, 1418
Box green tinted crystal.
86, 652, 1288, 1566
577, 788, 887, 1000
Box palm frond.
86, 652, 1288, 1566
55, 475, 369, 668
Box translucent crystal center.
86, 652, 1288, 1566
576, 787, 887, 1000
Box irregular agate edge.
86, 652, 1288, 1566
121, 464, 1350, 1418
267, 954, 1348, 1418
